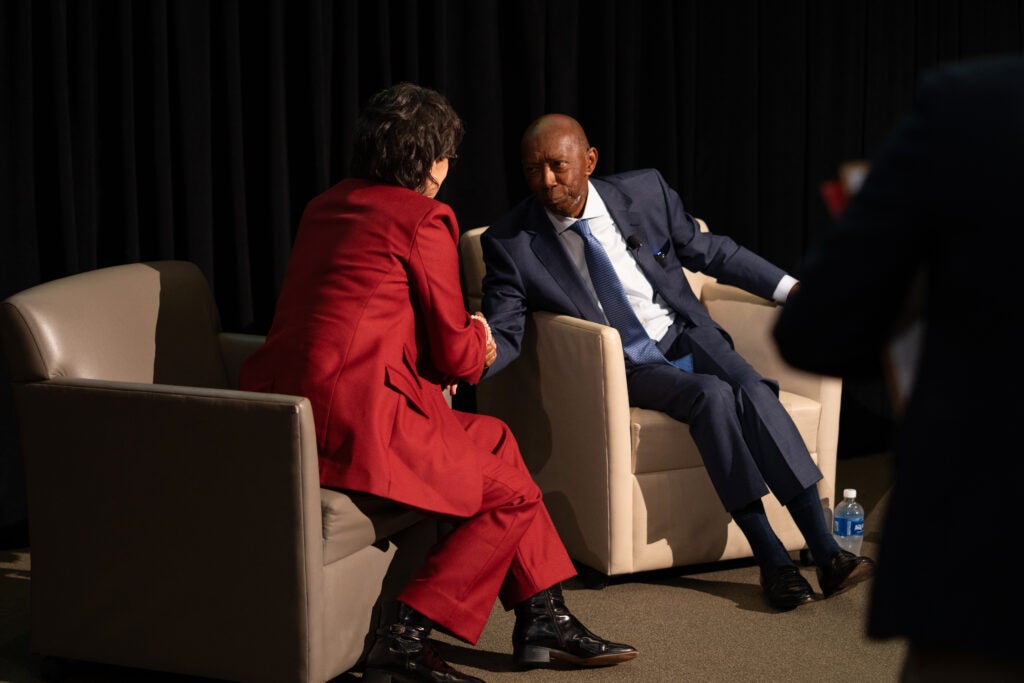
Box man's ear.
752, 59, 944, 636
585, 147, 598, 176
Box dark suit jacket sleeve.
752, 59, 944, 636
772, 91, 939, 376
773, 58, 1018, 378
601, 170, 788, 306
411, 207, 489, 384
479, 225, 530, 377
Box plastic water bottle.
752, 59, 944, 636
833, 488, 864, 554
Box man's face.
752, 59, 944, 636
521, 126, 597, 218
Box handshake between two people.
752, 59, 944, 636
473, 311, 498, 369
446, 311, 497, 397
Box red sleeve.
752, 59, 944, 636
409, 206, 488, 384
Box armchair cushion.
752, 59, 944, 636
630, 396, 821, 475
321, 490, 424, 564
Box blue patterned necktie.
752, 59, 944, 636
571, 219, 670, 366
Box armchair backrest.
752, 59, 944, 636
460, 227, 488, 313
1, 261, 229, 389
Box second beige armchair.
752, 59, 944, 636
460, 221, 841, 585
0, 261, 436, 682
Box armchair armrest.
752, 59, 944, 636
700, 281, 838, 404
700, 280, 841, 502
477, 312, 634, 568
15, 378, 323, 678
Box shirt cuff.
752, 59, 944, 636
773, 275, 799, 303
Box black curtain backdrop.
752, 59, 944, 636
4, 0, 1023, 333
1, 0, 1023, 530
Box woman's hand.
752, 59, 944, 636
484, 334, 497, 368
472, 311, 498, 368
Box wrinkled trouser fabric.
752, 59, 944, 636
631, 323, 822, 512
399, 411, 575, 644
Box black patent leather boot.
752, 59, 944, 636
363, 603, 485, 683
512, 584, 639, 668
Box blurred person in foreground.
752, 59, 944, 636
774, 55, 1024, 681
240, 83, 637, 683
480, 113, 875, 612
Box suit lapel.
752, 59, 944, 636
594, 177, 710, 328
594, 178, 662, 278
524, 203, 606, 322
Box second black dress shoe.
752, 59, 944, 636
363, 603, 485, 683
817, 550, 876, 598
512, 584, 639, 668
761, 564, 815, 610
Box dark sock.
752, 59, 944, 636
785, 486, 841, 566
731, 499, 792, 575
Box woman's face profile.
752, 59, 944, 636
422, 157, 450, 198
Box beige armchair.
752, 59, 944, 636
460, 221, 841, 584
0, 261, 436, 682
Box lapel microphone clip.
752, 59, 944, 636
654, 239, 670, 266
627, 234, 669, 266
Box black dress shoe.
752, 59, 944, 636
363, 603, 485, 683
761, 564, 815, 610
512, 584, 639, 668
817, 550, 876, 598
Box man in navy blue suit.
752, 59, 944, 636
480, 113, 874, 610
775, 55, 1024, 677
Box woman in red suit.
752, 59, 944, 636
239, 83, 637, 682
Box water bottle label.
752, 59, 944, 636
833, 517, 864, 537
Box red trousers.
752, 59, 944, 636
398, 411, 576, 644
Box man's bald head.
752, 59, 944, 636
520, 114, 598, 218
521, 114, 591, 155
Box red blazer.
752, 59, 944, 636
239, 179, 490, 516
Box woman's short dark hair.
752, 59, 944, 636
350, 82, 464, 191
